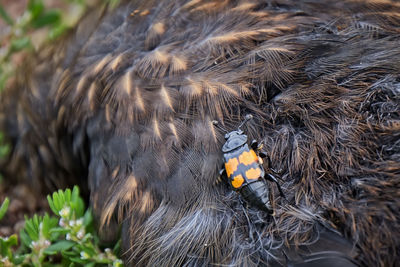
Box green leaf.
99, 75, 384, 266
83, 209, 93, 227
59, 189, 66, 205
113, 239, 122, 256
47, 194, 58, 215
0, 5, 13, 25
43, 240, 75, 255
0, 143, 10, 158
5, 234, 18, 247
19, 227, 32, 247
32, 9, 61, 28
49, 227, 70, 235
59, 189, 67, 210
13, 254, 26, 265
71, 186, 79, 204
10, 37, 32, 53
28, 0, 45, 19
71, 186, 85, 217
43, 263, 64, 267
41, 213, 58, 239
24, 215, 40, 241
65, 188, 71, 204
41, 213, 50, 237
53, 191, 61, 212
0, 234, 18, 259
69, 257, 87, 264
62, 250, 79, 257
0, 239, 10, 258
48, 23, 69, 40
0, 197, 9, 221
76, 198, 85, 218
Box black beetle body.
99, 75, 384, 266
219, 115, 284, 212
222, 130, 272, 212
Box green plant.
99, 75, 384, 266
0, 132, 10, 183
0, 186, 123, 266
0, 132, 10, 159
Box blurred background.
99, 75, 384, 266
0, 0, 115, 238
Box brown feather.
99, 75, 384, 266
1, 0, 400, 266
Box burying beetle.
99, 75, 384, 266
214, 115, 285, 213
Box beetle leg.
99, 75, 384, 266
271, 169, 283, 176
270, 166, 284, 176
259, 151, 267, 158
258, 150, 267, 166
257, 142, 264, 151
251, 139, 258, 150
266, 173, 286, 199
262, 153, 284, 175
262, 153, 272, 169
216, 168, 226, 184
252, 139, 264, 151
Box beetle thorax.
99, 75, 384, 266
222, 131, 248, 152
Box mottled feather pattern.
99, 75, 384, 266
1, 0, 400, 266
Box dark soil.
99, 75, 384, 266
0, 182, 49, 237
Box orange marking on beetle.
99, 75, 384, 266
225, 157, 239, 177
245, 167, 262, 180
238, 150, 258, 166
231, 174, 244, 188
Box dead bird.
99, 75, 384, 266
1, 0, 399, 266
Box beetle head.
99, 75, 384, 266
224, 129, 243, 140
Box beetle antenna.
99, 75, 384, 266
212, 120, 228, 133
238, 114, 253, 131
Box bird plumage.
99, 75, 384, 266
1, 0, 400, 266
